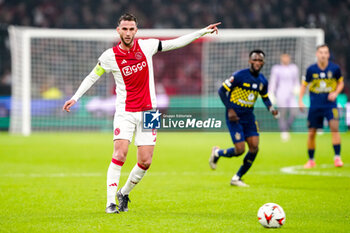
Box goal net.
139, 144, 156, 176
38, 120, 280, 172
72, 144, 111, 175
8, 27, 325, 135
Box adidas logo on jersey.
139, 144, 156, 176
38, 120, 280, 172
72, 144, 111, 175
121, 59, 127, 64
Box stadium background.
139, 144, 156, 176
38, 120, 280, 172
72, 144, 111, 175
0, 0, 349, 132
1, 0, 350, 91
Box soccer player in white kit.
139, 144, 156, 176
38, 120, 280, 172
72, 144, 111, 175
62, 13, 220, 214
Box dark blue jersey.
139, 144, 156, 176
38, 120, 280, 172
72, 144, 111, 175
304, 62, 343, 108
219, 68, 271, 116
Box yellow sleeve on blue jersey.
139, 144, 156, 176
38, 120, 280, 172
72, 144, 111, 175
222, 76, 234, 91
261, 93, 268, 98
222, 82, 231, 91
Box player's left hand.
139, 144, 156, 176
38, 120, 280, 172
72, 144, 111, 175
206, 22, 221, 34
328, 92, 338, 102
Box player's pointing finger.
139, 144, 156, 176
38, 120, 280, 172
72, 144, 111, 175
211, 22, 222, 27
207, 22, 221, 34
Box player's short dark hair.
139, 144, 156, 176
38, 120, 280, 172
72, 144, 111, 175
249, 49, 265, 58
316, 44, 329, 50
118, 13, 138, 26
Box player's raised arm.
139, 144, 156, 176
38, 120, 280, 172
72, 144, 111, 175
160, 22, 221, 52
62, 63, 105, 112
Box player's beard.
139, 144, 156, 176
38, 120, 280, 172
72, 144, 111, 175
121, 35, 134, 47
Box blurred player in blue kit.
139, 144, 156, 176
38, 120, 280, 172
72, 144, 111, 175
209, 50, 279, 187
299, 44, 344, 168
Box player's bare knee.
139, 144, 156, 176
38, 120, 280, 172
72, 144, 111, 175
308, 129, 317, 137
113, 150, 128, 161
139, 153, 153, 169
308, 133, 316, 140
330, 125, 339, 132
138, 160, 152, 170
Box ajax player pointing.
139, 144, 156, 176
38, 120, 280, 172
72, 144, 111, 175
63, 13, 220, 213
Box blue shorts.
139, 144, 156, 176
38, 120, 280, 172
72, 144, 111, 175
307, 107, 339, 129
226, 114, 259, 143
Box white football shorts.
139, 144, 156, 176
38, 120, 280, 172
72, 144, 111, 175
113, 111, 157, 146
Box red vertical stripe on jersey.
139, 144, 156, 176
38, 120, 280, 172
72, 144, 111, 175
113, 41, 152, 112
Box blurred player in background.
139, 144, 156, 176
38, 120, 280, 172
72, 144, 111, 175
209, 50, 279, 187
269, 53, 299, 141
63, 13, 220, 213
299, 44, 344, 168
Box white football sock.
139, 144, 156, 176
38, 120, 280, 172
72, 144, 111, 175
214, 148, 219, 157
120, 163, 147, 195
106, 160, 123, 207
232, 174, 240, 181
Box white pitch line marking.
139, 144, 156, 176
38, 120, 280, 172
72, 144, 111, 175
280, 164, 350, 177
2, 165, 348, 178
1, 172, 104, 178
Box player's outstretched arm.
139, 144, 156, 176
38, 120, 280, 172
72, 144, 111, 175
62, 63, 105, 113
160, 22, 221, 52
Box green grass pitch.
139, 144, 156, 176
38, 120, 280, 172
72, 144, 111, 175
1, 132, 349, 232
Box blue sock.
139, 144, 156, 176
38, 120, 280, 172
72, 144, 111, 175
333, 144, 341, 156
236, 151, 257, 178
308, 149, 315, 160
218, 147, 236, 158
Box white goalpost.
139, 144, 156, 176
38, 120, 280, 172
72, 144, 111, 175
8, 27, 324, 135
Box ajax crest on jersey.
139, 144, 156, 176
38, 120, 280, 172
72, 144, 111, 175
257, 203, 286, 228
